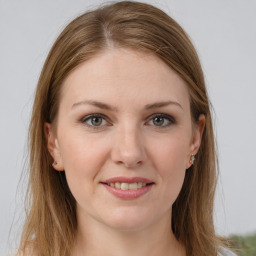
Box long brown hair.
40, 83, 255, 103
20, 1, 222, 255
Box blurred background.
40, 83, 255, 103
1, 0, 255, 255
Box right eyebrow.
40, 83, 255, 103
71, 100, 117, 111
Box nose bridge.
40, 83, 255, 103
111, 122, 146, 168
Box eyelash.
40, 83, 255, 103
80, 113, 175, 129
147, 113, 175, 128
80, 114, 109, 130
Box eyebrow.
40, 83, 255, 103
145, 101, 183, 110
71, 100, 183, 111
72, 100, 117, 111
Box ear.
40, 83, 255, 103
186, 114, 205, 169
44, 123, 64, 171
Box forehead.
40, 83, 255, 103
60, 48, 190, 111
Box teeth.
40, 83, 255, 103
115, 182, 121, 189
107, 182, 148, 190
121, 183, 129, 190
128, 183, 137, 190
137, 182, 142, 188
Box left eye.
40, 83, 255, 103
147, 114, 174, 127
81, 114, 108, 128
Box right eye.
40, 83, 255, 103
81, 114, 108, 129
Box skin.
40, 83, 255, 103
45, 48, 205, 256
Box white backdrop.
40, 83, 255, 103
1, 0, 256, 255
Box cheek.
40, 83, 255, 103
58, 132, 110, 187
149, 134, 189, 199
150, 133, 189, 172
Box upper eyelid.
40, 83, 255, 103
80, 113, 108, 122
146, 113, 175, 122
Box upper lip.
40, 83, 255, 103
102, 176, 154, 184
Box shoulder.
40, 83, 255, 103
218, 247, 238, 256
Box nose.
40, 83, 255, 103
111, 126, 147, 168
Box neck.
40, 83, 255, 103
72, 211, 185, 256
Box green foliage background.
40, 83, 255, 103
228, 233, 256, 256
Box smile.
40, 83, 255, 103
106, 182, 147, 190
101, 177, 155, 199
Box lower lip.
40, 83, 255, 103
102, 183, 153, 200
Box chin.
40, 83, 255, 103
99, 207, 159, 232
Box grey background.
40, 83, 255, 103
1, 0, 256, 255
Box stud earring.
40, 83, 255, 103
52, 160, 57, 166
190, 154, 195, 165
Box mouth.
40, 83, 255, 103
101, 181, 154, 191
100, 177, 155, 199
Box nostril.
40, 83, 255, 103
136, 160, 143, 166
115, 159, 143, 168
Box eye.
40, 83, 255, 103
81, 114, 108, 128
147, 114, 175, 127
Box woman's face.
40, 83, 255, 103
46, 48, 204, 232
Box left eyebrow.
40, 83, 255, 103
145, 101, 183, 111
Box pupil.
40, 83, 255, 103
92, 117, 102, 126
153, 117, 164, 126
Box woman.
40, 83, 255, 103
18, 1, 236, 256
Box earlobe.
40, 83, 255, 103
44, 123, 64, 171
